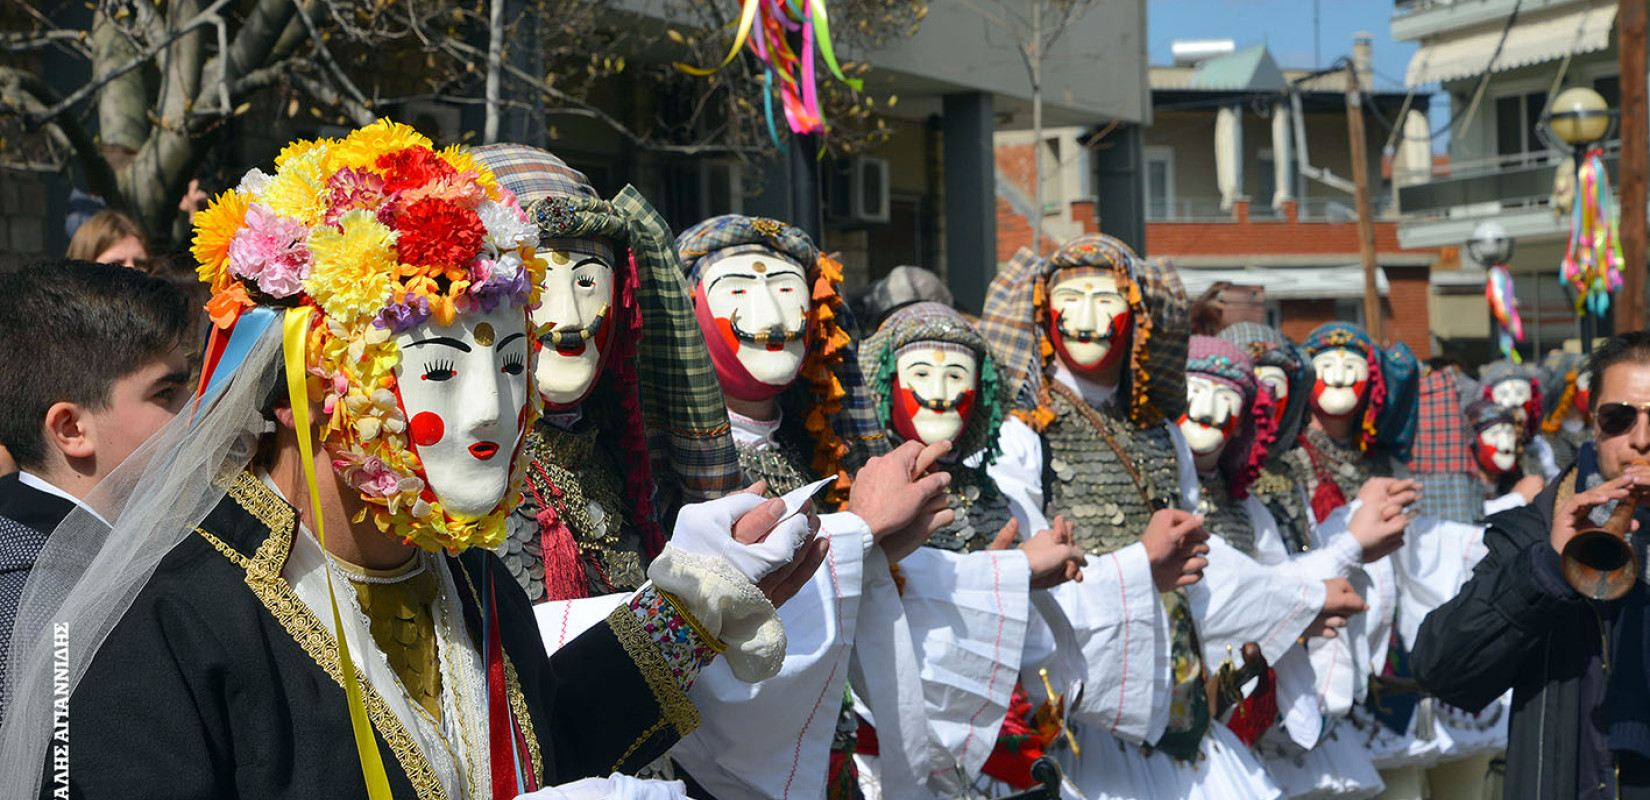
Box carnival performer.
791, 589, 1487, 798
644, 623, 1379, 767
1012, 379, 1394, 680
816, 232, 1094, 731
980, 234, 1282, 798
669, 214, 953, 800
0, 122, 826, 800
853, 301, 1087, 795
1539, 350, 1592, 471
466, 144, 743, 612
1482, 359, 1560, 479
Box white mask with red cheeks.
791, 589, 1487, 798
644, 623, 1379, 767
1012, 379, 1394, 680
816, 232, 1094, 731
1491, 379, 1534, 425
1310, 348, 1370, 418
1255, 365, 1290, 427
531, 244, 615, 409
1477, 422, 1521, 475
1179, 374, 1245, 471
890, 345, 978, 445
695, 252, 812, 398
393, 303, 531, 521
1048, 272, 1132, 376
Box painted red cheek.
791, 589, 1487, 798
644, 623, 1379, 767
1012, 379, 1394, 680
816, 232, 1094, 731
714, 316, 740, 352
954, 389, 976, 422
410, 411, 446, 447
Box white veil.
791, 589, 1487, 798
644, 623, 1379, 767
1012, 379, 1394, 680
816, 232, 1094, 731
0, 319, 285, 798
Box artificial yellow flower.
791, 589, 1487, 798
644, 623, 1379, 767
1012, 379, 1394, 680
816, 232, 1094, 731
261, 145, 331, 227
439, 145, 500, 197
329, 119, 433, 173
191, 189, 252, 290
273, 137, 335, 170
305, 209, 398, 326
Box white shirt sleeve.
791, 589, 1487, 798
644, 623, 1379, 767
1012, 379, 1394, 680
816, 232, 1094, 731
988, 417, 1053, 535
1187, 535, 1327, 668
1484, 491, 1530, 517
892, 547, 1033, 782
1044, 542, 1174, 744
1388, 514, 1490, 649
670, 514, 870, 800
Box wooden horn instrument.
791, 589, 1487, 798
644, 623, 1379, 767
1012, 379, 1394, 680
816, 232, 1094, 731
1562, 474, 1646, 601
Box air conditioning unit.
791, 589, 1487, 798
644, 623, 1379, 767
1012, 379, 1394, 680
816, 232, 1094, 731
826, 156, 891, 226
699, 160, 744, 218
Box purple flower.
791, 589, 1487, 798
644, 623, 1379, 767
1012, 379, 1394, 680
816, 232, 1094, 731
374, 295, 432, 333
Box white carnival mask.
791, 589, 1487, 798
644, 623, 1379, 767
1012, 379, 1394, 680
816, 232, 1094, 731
1491, 379, 1533, 414
1255, 364, 1290, 427
1478, 422, 1521, 474
1310, 348, 1370, 418
701, 252, 810, 388
892, 346, 978, 445
394, 304, 530, 521
532, 246, 615, 409
1180, 374, 1244, 470
1049, 273, 1131, 373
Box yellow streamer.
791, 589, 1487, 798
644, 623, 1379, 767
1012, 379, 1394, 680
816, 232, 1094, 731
283, 308, 394, 800
675, 0, 763, 77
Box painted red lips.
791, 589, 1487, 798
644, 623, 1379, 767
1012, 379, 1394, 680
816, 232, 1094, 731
469, 442, 499, 460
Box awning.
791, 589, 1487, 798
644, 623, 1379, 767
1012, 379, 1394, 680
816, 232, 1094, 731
1405, 2, 1618, 87
1178, 265, 1390, 300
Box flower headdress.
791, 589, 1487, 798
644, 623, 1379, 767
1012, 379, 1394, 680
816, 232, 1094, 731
193, 119, 546, 554
677, 214, 883, 507
1481, 359, 1544, 442
1187, 335, 1277, 497
979, 235, 1189, 430
1301, 322, 1387, 453
861, 302, 1010, 464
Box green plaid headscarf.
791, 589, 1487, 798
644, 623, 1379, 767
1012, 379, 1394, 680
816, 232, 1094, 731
473, 144, 742, 530
860, 302, 1009, 463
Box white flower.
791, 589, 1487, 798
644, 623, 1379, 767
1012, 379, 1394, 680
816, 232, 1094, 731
237, 168, 272, 197
476, 200, 538, 254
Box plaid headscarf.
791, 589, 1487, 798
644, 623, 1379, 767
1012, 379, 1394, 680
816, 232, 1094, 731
860, 301, 1009, 463
474, 144, 742, 553
1218, 322, 1315, 456
1540, 351, 1588, 432
1302, 322, 1387, 453
1481, 359, 1544, 441
1187, 335, 1277, 497
1376, 341, 1421, 462
978, 235, 1189, 429
1465, 398, 1519, 434
676, 214, 886, 504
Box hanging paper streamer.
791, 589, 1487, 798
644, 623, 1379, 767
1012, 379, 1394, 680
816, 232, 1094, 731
1485, 265, 1524, 363
1560, 147, 1625, 318
677, 0, 863, 144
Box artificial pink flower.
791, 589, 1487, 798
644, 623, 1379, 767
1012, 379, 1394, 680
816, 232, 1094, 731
226, 203, 312, 298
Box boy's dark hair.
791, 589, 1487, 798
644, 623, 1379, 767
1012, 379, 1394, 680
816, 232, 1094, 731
0, 260, 193, 469
1584, 330, 1650, 410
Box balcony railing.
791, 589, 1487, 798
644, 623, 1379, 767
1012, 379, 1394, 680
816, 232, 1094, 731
1147, 195, 1397, 223
1397, 140, 1621, 220
1146, 197, 1231, 222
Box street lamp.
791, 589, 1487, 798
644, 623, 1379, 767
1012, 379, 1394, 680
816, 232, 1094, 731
1543, 86, 1618, 352
1471, 221, 1520, 362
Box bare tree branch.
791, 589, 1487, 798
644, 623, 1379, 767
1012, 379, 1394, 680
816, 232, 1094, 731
0, 30, 88, 54
0, 66, 121, 202
289, 70, 376, 126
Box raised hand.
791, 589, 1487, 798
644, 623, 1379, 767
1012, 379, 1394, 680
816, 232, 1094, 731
1141, 509, 1210, 592
1021, 516, 1086, 589
850, 440, 956, 562
1302, 577, 1366, 639
1349, 477, 1419, 562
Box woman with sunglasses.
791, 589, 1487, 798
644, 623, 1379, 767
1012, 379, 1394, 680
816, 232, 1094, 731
1414, 331, 1650, 800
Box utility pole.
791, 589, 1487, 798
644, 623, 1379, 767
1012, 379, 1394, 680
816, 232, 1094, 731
1618, 0, 1647, 331
1030, 0, 1044, 256
1346, 62, 1384, 342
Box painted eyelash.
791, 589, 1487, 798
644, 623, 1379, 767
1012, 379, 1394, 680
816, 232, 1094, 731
422, 359, 457, 380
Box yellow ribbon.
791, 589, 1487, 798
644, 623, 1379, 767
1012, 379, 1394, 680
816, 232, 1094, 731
284, 307, 393, 800
675, 0, 762, 76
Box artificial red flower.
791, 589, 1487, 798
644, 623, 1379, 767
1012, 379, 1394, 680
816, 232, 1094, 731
376, 146, 456, 195
395, 197, 486, 268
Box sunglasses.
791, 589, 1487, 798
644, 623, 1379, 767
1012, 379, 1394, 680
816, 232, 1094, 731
1595, 402, 1650, 437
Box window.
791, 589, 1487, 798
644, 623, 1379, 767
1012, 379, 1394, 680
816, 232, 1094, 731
1144, 147, 1174, 220
1254, 149, 1278, 218
1495, 91, 1547, 163
1595, 75, 1621, 109
1334, 298, 1365, 326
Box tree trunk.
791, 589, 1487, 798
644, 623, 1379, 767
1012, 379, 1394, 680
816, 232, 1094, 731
92, 8, 149, 186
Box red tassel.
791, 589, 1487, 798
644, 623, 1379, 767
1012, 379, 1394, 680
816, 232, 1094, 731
1226, 667, 1278, 747
1311, 480, 1347, 524
528, 468, 588, 601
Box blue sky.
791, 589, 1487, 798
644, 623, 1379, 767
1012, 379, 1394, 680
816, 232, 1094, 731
1149, 0, 1449, 149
